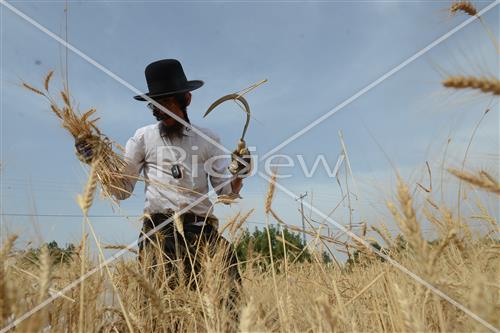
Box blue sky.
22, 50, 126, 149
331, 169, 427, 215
1, 1, 498, 252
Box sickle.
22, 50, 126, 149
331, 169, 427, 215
203, 93, 251, 141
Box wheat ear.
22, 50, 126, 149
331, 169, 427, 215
265, 170, 277, 214
27, 244, 52, 332
448, 168, 500, 195
450, 1, 478, 16
38, 245, 52, 303
0, 235, 18, 324
173, 212, 185, 239
78, 161, 99, 215
393, 282, 423, 332
231, 208, 255, 239
239, 297, 261, 332
76, 162, 99, 333
103, 245, 138, 254
61, 90, 71, 107
125, 266, 165, 318
443, 76, 500, 95
387, 179, 427, 263
44, 70, 54, 91
22, 82, 45, 96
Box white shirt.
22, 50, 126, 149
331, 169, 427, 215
113, 122, 234, 217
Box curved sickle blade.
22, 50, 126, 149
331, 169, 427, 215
204, 93, 251, 141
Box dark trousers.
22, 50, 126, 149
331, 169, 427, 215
137, 211, 241, 317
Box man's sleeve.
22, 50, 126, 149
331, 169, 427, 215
207, 135, 234, 196
113, 129, 146, 200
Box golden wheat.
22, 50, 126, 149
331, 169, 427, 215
450, 1, 478, 16
173, 212, 185, 239
61, 90, 71, 107
22, 82, 44, 96
125, 266, 165, 318
0, 235, 18, 326
392, 282, 423, 332
448, 168, 500, 195
396, 180, 427, 256
103, 245, 138, 255
44, 70, 54, 91
443, 76, 500, 95
370, 225, 393, 247
228, 209, 255, 240
38, 245, 52, 304
2, 199, 499, 332
77, 162, 99, 215
264, 170, 277, 214
24, 72, 130, 203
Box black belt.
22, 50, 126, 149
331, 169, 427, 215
148, 211, 205, 225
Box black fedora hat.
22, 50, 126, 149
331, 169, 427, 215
134, 59, 204, 101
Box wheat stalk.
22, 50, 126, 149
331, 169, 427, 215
22, 82, 45, 96
38, 245, 52, 304
44, 70, 54, 91
393, 282, 423, 332
84, 217, 135, 333
78, 161, 99, 215
215, 193, 240, 205
173, 212, 185, 239
125, 267, 165, 318
219, 212, 240, 236
103, 245, 138, 255
239, 297, 259, 332
388, 179, 428, 264
25, 72, 130, 203
201, 257, 218, 331
61, 90, 71, 107
450, 1, 478, 16
231, 208, 255, 239
265, 170, 277, 214
0, 235, 17, 324
443, 76, 500, 95
27, 244, 52, 332
371, 225, 393, 247
397, 181, 422, 240
78, 227, 87, 333
448, 168, 500, 195
0, 235, 17, 260
428, 229, 457, 269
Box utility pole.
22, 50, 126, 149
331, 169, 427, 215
296, 192, 308, 245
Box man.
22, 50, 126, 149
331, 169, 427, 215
75, 59, 249, 299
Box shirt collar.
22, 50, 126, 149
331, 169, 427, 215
156, 122, 195, 138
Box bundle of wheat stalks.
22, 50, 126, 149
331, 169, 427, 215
22, 71, 129, 203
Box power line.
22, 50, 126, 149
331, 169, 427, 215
0, 212, 270, 226
1, 213, 130, 218
0, 213, 491, 232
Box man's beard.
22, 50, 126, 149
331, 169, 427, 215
159, 119, 185, 140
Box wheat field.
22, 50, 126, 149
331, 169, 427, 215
0, 172, 499, 332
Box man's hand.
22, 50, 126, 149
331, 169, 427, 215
231, 177, 243, 194
75, 134, 99, 164
229, 139, 252, 177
